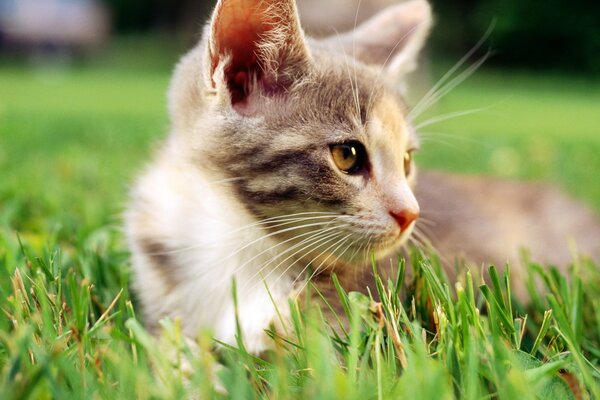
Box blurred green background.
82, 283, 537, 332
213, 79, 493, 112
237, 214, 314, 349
0, 0, 599, 243
100, 0, 600, 73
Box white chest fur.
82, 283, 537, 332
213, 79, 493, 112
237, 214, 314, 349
126, 144, 297, 354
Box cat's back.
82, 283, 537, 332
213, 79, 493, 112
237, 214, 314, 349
416, 169, 600, 271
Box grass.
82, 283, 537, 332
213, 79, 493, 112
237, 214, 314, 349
1, 40, 599, 398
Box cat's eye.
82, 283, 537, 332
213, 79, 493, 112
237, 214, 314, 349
330, 142, 367, 174
404, 151, 413, 176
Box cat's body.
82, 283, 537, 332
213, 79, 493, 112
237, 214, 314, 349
416, 170, 600, 298
126, 0, 600, 354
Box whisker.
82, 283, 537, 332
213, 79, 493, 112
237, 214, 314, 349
198, 220, 351, 295
290, 233, 354, 296
222, 211, 341, 236
419, 131, 485, 143
291, 231, 359, 290
415, 96, 509, 131
147, 214, 345, 259
352, 0, 363, 122
249, 227, 350, 293
346, 231, 369, 264
421, 208, 466, 217
297, 237, 356, 298
415, 108, 485, 130
146, 212, 340, 253
416, 217, 436, 227
409, 22, 494, 120
410, 51, 490, 120
241, 224, 350, 292
314, 233, 354, 272
409, 229, 432, 255
333, 30, 363, 125
221, 226, 345, 297
364, 22, 423, 118
408, 236, 424, 254
412, 227, 449, 265
362, 228, 376, 266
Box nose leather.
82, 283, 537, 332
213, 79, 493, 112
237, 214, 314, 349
390, 209, 419, 231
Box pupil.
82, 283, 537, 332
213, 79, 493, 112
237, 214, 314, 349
344, 146, 355, 159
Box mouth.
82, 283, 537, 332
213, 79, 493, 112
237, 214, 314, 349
323, 223, 417, 266
370, 223, 416, 258
291, 220, 417, 268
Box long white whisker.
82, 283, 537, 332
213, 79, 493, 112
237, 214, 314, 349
216, 226, 345, 297
259, 230, 345, 286
333, 29, 362, 124
241, 224, 351, 292
416, 217, 436, 227
412, 227, 448, 266
410, 51, 490, 120
365, 22, 422, 118
248, 227, 349, 293
294, 234, 354, 298
220, 212, 341, 238
161, 216, 347, 265
415, 108, 485, 130
314, 233, 354, 273
143, 212, 343, 258
418, 131, 490, 149
408, 236, 424, 254
353, 0, 363, 122
363, 231, 375, 266
409, 23, 494, 120
289, 233, 354, 295
345, 233, 369, 264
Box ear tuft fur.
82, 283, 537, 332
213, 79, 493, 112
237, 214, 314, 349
206, 0, 310, 110
323, 0, 433, 78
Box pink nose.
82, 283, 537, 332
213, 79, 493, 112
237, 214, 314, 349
390, 209, 419, 232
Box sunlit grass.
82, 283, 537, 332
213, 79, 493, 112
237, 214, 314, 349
0, 42, 599, 398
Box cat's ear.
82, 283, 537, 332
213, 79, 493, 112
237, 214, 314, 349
204, 0, 310, 113
327, 0, 432, 78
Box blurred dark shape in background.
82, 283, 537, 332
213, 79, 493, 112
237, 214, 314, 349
431, 0, 600, 74
0, 0, 598, 73
101, 0, 211, 38
298, 0, 600, 74
0, 0, 109, 55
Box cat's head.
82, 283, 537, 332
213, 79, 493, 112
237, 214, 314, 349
170, 0, 432, 265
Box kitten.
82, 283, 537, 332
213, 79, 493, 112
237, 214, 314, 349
125, 0, 600, 354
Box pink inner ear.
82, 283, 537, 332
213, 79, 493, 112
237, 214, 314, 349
213, 3, 273, 105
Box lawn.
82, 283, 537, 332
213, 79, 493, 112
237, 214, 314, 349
1, 41, 599, 399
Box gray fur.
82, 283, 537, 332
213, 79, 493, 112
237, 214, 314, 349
126, 0, 600, 350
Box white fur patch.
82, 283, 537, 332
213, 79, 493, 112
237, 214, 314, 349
126, 143, 297, 354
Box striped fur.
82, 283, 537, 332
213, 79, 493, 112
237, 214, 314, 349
126, 0, 430, 353
126, 0, 600, 355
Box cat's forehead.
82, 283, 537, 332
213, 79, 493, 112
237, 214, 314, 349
288, 62, 413, 146
368, 94, 409, 143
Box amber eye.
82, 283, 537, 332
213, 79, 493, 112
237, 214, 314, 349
330, 141, 367, 174
404, 151, 413, 176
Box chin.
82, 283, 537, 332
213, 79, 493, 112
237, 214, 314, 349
370, 224, 416, 261
325, 227, 414, 269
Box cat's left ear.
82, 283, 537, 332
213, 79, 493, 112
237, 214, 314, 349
205, 0, 311, 113
325, 0, 432, 78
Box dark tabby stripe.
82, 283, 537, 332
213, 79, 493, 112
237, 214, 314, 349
139, 238, 178, 292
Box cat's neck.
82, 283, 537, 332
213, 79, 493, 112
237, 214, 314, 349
127, 143, 303, 352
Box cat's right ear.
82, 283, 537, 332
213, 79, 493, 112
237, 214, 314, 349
324, 0, 432, 79
203, 0, 311, 114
